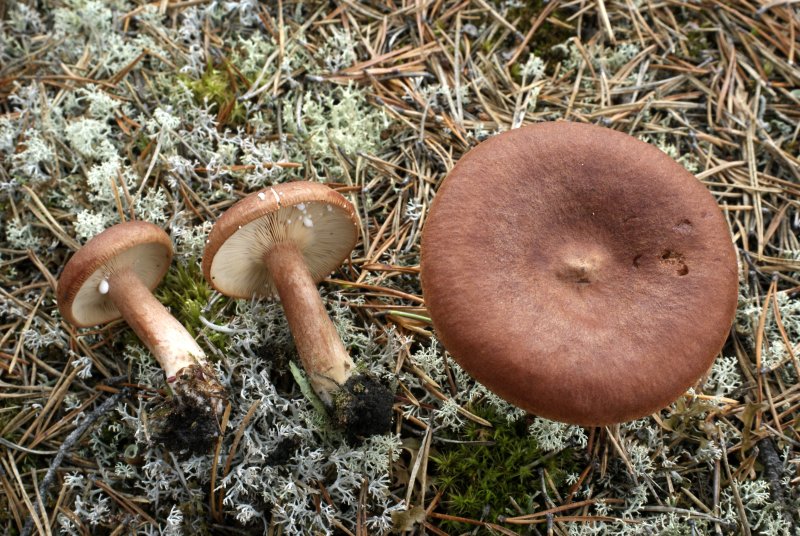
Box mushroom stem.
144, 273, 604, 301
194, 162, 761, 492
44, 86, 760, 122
106, 267, 206, 378
263, 242, 354, 405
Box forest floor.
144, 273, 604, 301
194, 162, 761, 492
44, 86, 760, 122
1, 0, 799, 535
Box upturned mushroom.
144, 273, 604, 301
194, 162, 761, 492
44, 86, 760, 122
202, 181, 393, 438
57, 221, 226, 454
421, 121, 739, 426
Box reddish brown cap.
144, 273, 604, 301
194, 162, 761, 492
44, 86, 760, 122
57, 221, 173, 328
421, 121, 739, 426
202, 182, 359, 298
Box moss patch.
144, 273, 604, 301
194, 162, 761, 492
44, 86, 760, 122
431, 406, 578, 531
181, 63, 248, 127
506, 0, 573, 64
156, 260, 229, 351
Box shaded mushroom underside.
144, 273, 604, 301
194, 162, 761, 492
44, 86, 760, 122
68, 243, 173, 327
208, 202, 358, 298
421, 122, 739, 426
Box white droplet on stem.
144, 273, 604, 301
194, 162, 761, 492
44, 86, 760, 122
98, 279, 109, 295
297, 203, 306, 212
303, 217, 313, 228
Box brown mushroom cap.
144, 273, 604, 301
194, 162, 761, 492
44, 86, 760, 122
421, 121, 739, 426
202, 181, 359, 298
57, 221, 173, 328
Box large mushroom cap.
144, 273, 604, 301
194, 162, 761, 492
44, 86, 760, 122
203, 181, 359, 298
57, 221, 173, 328
421, 121, 739, 426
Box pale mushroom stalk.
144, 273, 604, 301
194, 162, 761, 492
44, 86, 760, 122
106, 268, 202, 377
263, 242, 352, 405
105, 269, 221, 408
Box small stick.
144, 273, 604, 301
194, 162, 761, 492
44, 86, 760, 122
20, 388, 128, 536
597, 0, 616, 43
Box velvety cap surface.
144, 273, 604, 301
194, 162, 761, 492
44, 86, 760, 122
421, 121, 739, 426
203, 182, 359, 298
57, 221, 173, 327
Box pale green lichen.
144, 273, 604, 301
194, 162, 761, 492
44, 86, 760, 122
285, 84, 388, 171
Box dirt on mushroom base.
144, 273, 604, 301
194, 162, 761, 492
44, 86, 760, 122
149, 363, 226, 457
332, 373, 394, 440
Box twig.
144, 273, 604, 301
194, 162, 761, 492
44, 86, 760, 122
20, 388, 128, 536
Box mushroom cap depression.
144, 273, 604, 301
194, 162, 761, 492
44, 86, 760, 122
203, 182, 360, 298
57, 221, 173, 328
421, 122, 739, 426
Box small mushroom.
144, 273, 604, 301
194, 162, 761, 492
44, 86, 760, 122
202, 182, 393, 437
57, 221, 226, 454
421, 122, 739, 426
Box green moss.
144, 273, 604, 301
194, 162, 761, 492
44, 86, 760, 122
155, 260, 229, 352
685, 30, 710, 58
430, 406, 577, 531
473, 1, 572, 65
181, 63, 248, 127
510, 63, 522, 81
132, 130, 150, 156
506, 1, 573, 64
